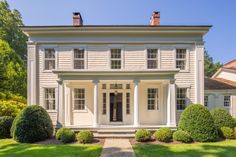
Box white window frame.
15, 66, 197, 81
146, 48, 159, 69
73, 88, 86, 111
204, 95, 209, 107
43, 87, 57, 112
145, 45, 160, 69
224, 95, 231, 108
108, 45, 124, 70
147, 88, 159, 110
41, 46, 58, 72
174, 47, 190, 72
73, 48, 85, 69
126, 92, 131, 114
71, 45, 87, 69
102, 92, 107, 115
176, 87, 189, 111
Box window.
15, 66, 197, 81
224, 95, 231, 107
176, 88, 187, 110
44, 88, 55, 110
74, 49, 85, 69
126, 84, 130, 89
110, 49, 121, 69
74, 88, 85, 110
126, 93, 130, 114
147, 88, 159, 110
102, 93, 106, 114
176, 49, 187, 70
110, 84, 123, 89
204, 95, 208, 107
147, 49, 158, 69
44, 49, 55, 70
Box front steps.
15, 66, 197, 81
94, 129, 136, 138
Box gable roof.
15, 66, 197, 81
223, 59, 236, 70
205, 78, 236, 90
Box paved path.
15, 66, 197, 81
100, 138, 136, 157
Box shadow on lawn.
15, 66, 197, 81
133, 142, 236, 157
0, 141, 102, 157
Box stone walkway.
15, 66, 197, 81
100, 138, 136, 157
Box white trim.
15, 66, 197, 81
41, 46, 58, 72
42, 86, 58, 111
144, 45, 161, 70
174, 47, 190, 72
70, 45, 88, 70
71, 85, 88, 112
108, 45, 124, 70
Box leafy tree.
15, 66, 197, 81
0, 40, 26, 96
204, 50, 222, 78
0, 0, 27, 59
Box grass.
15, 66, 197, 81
0, 139, 102, 157
133, 139, 236, 157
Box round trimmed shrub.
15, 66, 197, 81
178, 104, 218, 142
0, 116, 14, 138
135, 129, 151, 142
211, 108, 235, 129
56, 128, 75, 143
220, 127, 235, 139
11, 105, 53, 143
173, 130, 192, 143
76, 130, 93, 144
154, 128, 172, 142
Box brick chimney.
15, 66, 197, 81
149, 11, 160, 26
73, 12, 83, 26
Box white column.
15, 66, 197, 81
64, 83, 70, 126
167, 79, 176, 126
57, 79, 64, 127
133, 80, 140, 127
93, 80, 99, 127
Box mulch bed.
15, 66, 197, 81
35, 137, 105, 146
129, 138, 189, 145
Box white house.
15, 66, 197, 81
22, 12, 209, 132
205, 59, 236, 117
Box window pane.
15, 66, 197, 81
44, 49, 55, 70
45, 49, 55, 58
111, 49, 121, 59
126, 93, 130, 114
111, 60, 121, 69
74, 60, 84, 69
147, 60, 157, 69
176, 49, 186, 59
74, 88, 85, 110
74, 49, 84, 58
176, 60, 186, 70
147, 88, 158, 110
147, 49, 158, 58
224, 96, 230, 107
45, 88, 55, 110
176, 88, 187, 110
204, 96, 208, 107
176, 49, 186, 70
102, 93, 106, 114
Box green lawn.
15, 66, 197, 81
133, 140, 236, 157
0, 139, 102, 157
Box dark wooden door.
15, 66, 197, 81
110, 93, 123, 122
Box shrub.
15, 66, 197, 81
220, 127, 235, 139
135, 129, 151, 142
211, 108, 235, 129
0, 100, 26, 117
56, 128, 75, 143
178, 104, 218, 142
154, 128, 172, 142
11, 105, 53, 143
173, 130, 192, 143
76, 130, 93, 144
0, 116, 14, 138
233, 118, 236, 127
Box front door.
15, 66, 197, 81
110, 93, 123, 122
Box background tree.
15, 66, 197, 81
0, 0, 27, 59
204, 50, 222, 78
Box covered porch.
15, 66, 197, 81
53, 70, 178, 129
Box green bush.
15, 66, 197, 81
76, 130, 93, 144
0, 91, 27, 104
220, 127, 235, 139
135, 129, 151, 142
56, 128, 75, 143
0, 116, 14, 138
178, 104, 218, 142
11, 105, 53, 143
173, 130, 192, 143
211, 108, 235, 129
154, 128, 173, 142
0, 100, 26, 117
233, 118, 236, 127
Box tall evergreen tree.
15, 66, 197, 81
204, 50, 222, 78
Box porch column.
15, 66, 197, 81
57, 79, 64, 127
93, 80, 99, 127
134, 80, 140, 127
167, 79, 176, 126
64, 83, 71, 126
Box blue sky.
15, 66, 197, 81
7, 0, 236, 63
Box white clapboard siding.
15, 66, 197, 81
160, 47, 175, 69
58, 48, 72, 70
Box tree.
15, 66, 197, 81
204, 50, 222, 78
0, 0, 27, 59
0, 40, 26, 96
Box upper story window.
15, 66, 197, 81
74, 88, 85, 110
147, 88, 159, 110
204, 95, 208, 107
74, 49, 85, 69
110, 49, 121, 69
147, 49, 158, 69
224, 95, 231, 107
176, 88, 187, 110
176, 49, 187, 70
44, 88, 55, 110
44, 49, 55, 70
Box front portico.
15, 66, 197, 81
54, 70, 178, 129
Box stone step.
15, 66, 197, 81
97, 129, 136, 134
94, 133, 135, 138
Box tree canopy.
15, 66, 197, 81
204, 50, 222, 78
